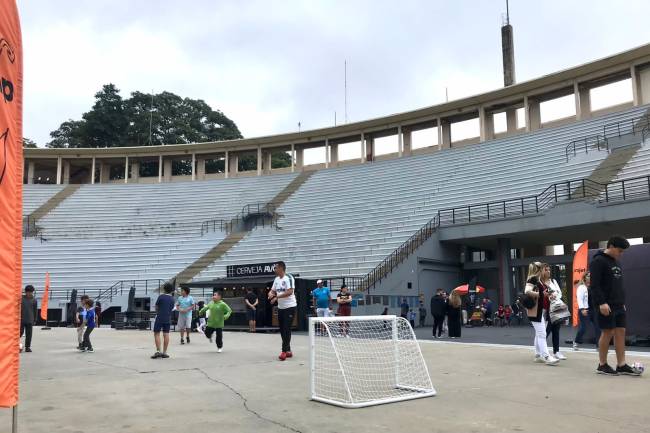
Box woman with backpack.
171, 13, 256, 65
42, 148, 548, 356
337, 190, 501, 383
523, 262, 560, 366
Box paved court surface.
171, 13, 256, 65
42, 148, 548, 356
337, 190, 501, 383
2, 328, 649, 433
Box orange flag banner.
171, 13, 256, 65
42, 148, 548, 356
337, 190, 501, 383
572, 241, 589, 327
0, 0, 23, 408
41, 273, 50, 321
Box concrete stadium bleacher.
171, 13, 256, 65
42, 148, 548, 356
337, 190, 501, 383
23, 184, 65, 216
22, 105, 650, 295
22, 174, 297, 292
196, 105, 650, 279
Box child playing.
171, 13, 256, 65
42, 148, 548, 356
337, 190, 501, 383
199, 291, 232, 353
75, 294, 89, 350
175, 287, 195, 345
152, 282, 175, 359
196, 300, 207, 334
80, 299, 96, 352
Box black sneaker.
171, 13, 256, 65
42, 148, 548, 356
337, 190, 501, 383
151, 352, 163, 359
616, 364, 642, 376
161, 353, 170, 359
186, 336, 190, 344
180, 339, 185, 345
596, 363, 618, 375
25, 348, 32, 353
86, 348, 94, 353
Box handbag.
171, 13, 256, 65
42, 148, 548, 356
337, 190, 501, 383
549, 298, 570, 324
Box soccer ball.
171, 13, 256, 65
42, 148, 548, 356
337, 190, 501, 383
633, 362, 645, 374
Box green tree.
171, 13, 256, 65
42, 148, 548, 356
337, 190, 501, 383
271, 151, 292, 169
22, 137, 38, 148
47, 84, 242, 148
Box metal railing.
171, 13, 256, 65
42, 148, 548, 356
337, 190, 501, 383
602, 174, 650, 203
565, 113, 650, 161
438, 178, 603, 226
96, 279, 166, 303
359, 215, 439, 291
201, 202, 280, 236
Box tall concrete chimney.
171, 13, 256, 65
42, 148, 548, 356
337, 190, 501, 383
501, 0, 515, 87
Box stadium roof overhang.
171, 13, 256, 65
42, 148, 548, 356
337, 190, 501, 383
25, 43, 650, 158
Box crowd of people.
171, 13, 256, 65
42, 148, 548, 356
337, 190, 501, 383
18, 237, 643, 377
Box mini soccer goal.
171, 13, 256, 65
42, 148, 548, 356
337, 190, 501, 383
309, 315, 436, 408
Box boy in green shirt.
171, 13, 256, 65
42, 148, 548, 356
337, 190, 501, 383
199, 291, 232, 353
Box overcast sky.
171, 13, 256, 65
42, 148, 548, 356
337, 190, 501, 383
19, 0, 650, 147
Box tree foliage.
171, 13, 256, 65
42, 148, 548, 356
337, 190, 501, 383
47, 84, 242, 148
22, 137, 38, 148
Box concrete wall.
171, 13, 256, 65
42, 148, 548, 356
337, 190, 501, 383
362, 233, 461, 324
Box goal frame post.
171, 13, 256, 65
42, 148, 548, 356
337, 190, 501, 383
309, 315, 436, 408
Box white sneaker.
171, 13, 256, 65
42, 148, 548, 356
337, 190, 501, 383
545, 355, 560, 366
555, 351, 567, 360
217, 348, 222, 353
572, 342, 579, 351
534, 355, 545, 363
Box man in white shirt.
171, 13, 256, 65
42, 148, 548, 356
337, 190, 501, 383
268, 261, 296, 361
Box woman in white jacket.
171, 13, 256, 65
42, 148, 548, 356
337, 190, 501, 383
524, 262, 559, 366
541, 264, 566, 360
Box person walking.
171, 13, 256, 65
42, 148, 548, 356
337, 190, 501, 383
524, 262, 559, 366
446, 289, 462, 339
269, 261, 296, 361
75, 294, 90, 350
430, 289, 446, 338
20, 285, 38, 353
591, 236, 641, 376
80, 298, 96, 352
244, 288, 259, 333
418, 302, 427, 328
573, 272, 600, 350
151, 282, 175, 359
542, 264, 567, 360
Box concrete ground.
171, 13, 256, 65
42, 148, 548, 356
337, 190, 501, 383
2, 328, 649, 433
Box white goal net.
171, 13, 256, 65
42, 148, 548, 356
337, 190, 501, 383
309, 315, 436, 408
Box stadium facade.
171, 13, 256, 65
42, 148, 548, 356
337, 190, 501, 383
22, 44, 650, 336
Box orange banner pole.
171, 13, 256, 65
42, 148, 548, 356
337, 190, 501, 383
572, 241, 589, 327
40, 273, 50, 321
0, 0, 22, 409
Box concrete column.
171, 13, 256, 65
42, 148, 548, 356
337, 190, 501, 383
264, 150, 272, 174
56, 156, 62, 184
90, 157, 96, 184
224, 151, 229, 178
295, 147, 304, 169
638, 66, 650, 105
365, 135, 374, 162
574, 81, 591, 120
290, 144, 295, 173
479, 106, 493, 142
27, 161, 35, 184
397, 125, 403, 157
163, 158, 172, 182
360, 133, 365, 163
525, 96, 541, 131
196, 156, 205, 180
506, 109, 517, 132
256, 146, 262, 176
124, 156, 129, 184
130, 161, 139, 182
402, 128, 412, 156
440, 119, 451, 149
324, 139, 330, 168
158, 155, 163, 183
496, 238, 513, 306
100, 162, 110, 183
191, 153, 196, 181
631, 65, 641, 107
436, 118, 443, 147
329, 142, 338, 167
62, 160, 70, 184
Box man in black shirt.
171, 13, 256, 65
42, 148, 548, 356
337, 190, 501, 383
590, 236, 641, 376
20, 285, 38, 352
244, 288, 258, 333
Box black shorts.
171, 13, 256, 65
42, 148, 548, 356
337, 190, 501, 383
598, 306, 626, 330
153, 320, 170, 333
246, 309, 256, 321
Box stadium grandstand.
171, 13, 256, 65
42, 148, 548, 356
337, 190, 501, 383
22, 44, 650, 335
